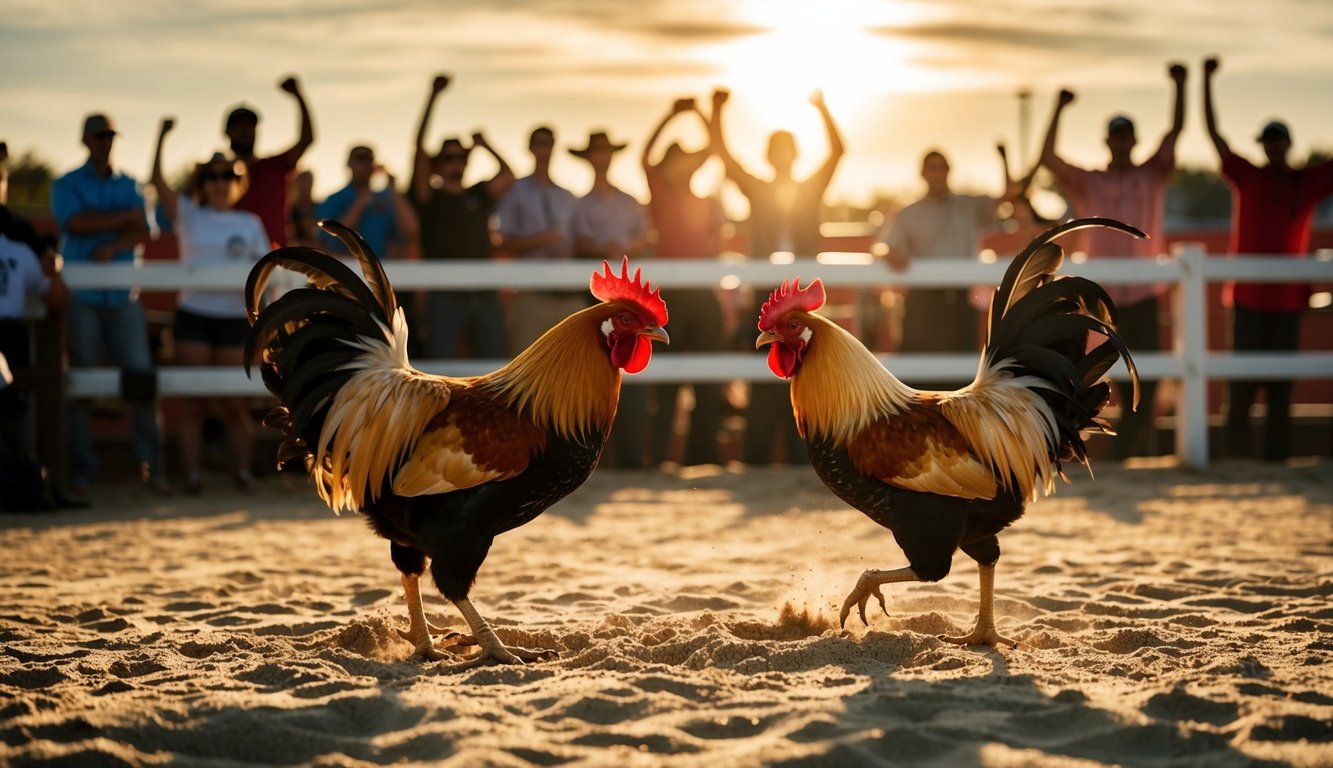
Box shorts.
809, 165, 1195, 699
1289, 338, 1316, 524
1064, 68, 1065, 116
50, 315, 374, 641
173, 308, 250, 348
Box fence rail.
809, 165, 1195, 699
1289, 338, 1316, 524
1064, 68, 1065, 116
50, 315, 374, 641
49, 246, 1333, 469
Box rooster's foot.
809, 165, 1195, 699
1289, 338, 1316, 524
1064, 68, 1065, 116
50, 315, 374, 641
838, 567, 920, 628
452, 642, 558, 669
839, 575, 890, 628
940, 625, 1017, 648
397, 626, 478, 661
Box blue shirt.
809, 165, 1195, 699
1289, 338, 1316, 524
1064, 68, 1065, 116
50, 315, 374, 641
51, 161, 147, 305
316, 184, 402, 258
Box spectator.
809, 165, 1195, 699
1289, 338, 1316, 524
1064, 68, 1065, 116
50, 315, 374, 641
409, 74, 514, 360
224, 75, 314, 248
0, 209, 68, 465
709, 87, 845, 465
569, 130, 650, 466
494, 126, 581, 352
51, 113, 169, 499
642, 97, 728, 466
877, 149, 1017, 387
1037, 62, 1187, 458
317, 145, 418, 260
149, 118, 270, 494
289, 169, 319, 248
1203, 56, 1333, 462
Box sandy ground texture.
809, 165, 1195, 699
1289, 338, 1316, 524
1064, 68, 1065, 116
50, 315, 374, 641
1, 459, 1331, 767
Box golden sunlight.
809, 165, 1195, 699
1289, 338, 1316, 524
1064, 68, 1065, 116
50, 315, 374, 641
703, 1, 931, 168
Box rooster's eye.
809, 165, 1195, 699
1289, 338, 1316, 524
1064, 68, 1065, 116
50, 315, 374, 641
617, 312, 633, 326
787, 319, 800, 331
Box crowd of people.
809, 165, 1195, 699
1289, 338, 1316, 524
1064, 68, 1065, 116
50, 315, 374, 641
1, 56, 1330, 508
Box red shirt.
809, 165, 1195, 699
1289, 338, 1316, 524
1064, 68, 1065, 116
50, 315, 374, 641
237, 154, 298, 248
1220, 151, 1333, 312
645, 167, 723, 259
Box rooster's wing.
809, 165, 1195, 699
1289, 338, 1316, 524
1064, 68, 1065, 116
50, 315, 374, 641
392, 386, 547, 497
845, 402, 999, 501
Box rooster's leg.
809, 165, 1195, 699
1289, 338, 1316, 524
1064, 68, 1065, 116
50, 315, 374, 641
396, 573, 476, 660
448, 597, 558, 668
839, 567, 920, 628
941, 563, 1017, 648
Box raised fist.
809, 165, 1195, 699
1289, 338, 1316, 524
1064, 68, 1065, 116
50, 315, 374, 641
432, 74, 451, 93
279, 76, 301, 95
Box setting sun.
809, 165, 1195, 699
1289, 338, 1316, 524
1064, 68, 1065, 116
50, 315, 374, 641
701, 0, 935, 180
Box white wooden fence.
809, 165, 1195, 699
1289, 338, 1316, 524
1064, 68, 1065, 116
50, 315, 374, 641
57, 244, 1333, 469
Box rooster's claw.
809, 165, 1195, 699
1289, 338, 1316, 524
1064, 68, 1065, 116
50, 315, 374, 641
839, 574, 890, 628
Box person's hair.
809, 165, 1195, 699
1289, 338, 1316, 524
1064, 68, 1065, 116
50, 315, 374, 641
922, 149, 949, 170
529, 126, 554, 144
189, 156, 248, 206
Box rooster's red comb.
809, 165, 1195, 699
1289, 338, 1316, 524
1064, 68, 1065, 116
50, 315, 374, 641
590, 256, 668, 326
758, 277, 825, 330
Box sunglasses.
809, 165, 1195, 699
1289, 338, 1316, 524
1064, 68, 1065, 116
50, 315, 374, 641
202, 172, 238, 182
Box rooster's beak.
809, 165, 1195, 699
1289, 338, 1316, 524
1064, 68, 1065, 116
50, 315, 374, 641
755, 330, 781, 349
641, 326, 670, 345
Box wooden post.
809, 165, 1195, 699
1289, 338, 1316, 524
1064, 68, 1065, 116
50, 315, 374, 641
1172, 243, 1209, 469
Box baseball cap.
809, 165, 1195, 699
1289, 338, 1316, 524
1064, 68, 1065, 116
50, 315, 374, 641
81, 113, 117, 138
1256, 120, 1291, 143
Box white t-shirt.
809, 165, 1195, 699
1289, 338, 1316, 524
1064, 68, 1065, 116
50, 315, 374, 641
175, 197, 270, 318
0, 234, 50, 320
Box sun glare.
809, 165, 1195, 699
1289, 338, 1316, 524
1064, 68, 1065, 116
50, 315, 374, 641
706, 1, 921, 172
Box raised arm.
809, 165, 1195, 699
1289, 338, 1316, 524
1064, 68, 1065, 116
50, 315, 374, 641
1202, 57, 1230, 158
642, 98, 694, 173
708, 89, 759, 187
275, 76, 314, 166
1146, 61, 1188, 166
472, 132, 514, 201
412, 74, 450, 205
807, 89, 845, 186
1038, 88, 1076, 172
149, 117, 178, 223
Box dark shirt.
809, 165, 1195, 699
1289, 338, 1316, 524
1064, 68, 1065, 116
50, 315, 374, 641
414, 183, 495, 261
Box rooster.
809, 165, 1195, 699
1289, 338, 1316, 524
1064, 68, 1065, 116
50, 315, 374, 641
245, 221, 669, 665
755, 218, 1141, 647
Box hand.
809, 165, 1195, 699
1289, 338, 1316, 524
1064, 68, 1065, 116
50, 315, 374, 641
469, 132, 490, 152
711, 88, 730, 107
885, 249, 909, 274
1168, 62, 1186, 83
672, 97, 696, 114
1203, 57, 1219, 77
432, 74, 451, 93
374, 164, 397, 187
40, 252, 62, 277
0, 142, 7, 164
809, 88, 825, 108
1058, 89, 1075, 107
159, 117, 175, 135
279, 76, 301, 96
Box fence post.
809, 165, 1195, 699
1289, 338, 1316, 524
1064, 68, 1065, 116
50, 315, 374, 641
1172, 243, 1209, 469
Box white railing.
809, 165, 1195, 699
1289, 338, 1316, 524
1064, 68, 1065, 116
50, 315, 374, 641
57, 245, 1333, 469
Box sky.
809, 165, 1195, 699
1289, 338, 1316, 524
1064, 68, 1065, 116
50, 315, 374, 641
3, 0, 1332, 219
